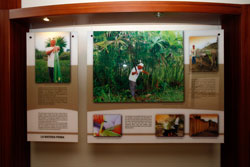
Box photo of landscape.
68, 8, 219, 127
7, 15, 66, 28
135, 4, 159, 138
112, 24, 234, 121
190, 114, 219, 137
93, 31, 184, 102
189, 36, 218, 72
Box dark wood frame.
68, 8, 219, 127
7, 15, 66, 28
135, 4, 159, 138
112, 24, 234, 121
0, 2, 249, 167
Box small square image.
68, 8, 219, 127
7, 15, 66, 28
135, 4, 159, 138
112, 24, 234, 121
93, 114, 122, 137
189, 36, 218, 72
155, 114, 184, 137
190, 114, 219, 137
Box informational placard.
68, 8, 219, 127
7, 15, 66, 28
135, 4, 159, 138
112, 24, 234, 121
27, 32, 78, 142
87, 28, 224, 143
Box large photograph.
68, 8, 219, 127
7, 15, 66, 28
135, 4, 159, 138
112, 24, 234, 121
35, 32, 71, 83
93, 31, 184, 102
189, 36, 218, 72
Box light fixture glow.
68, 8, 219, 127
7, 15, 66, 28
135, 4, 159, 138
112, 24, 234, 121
155, 12, 164, 18
43, 17, 50, 22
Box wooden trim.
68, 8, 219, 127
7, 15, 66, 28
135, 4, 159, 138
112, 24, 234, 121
238, 5, 250, 167
0, 10, 12, 167
10, 19, 30, 167
0, 0, 21, 9
0, 10, 30, 166
9, 1, 242, 19
221, 14, 241, 167
221, 5, 250, 167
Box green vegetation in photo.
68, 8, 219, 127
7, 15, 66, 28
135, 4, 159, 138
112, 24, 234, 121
35, 36, 71, 83
93, 31, 184, 103
35, 59, 70, 83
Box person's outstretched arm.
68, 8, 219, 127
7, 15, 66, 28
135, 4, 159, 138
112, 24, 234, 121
142, 70, 149, 75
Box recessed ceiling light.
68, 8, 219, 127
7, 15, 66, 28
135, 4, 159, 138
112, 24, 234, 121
43, 17, 50, 22
155, 12, 164, 18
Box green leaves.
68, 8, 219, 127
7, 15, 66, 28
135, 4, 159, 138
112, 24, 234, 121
45, 36, 67, 56
93, 31, 184, 102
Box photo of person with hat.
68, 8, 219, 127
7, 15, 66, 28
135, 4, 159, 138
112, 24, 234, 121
129, 62, 149, 98
35, 32, 71, 83
46, 39, 60, 83
93, 31, 184, 103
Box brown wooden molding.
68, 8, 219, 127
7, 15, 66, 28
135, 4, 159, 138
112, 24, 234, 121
0, 9, 30, 167
0, 0, 21, 9
9, 1, 242, 19
0, 10, 12, 167
238, 5, 250, 167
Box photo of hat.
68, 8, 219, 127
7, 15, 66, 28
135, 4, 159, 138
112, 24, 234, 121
138, 63, 144, 67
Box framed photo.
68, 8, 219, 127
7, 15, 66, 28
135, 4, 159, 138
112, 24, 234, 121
93, 31, 184, 103
35, 32, 71, 83
155, 114, 184, 137
93, 114, 122, 137
190, 114, 219, 137
189, 36, 218, 72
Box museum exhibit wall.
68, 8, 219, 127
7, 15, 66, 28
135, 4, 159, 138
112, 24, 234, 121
28, 10, 223, 166
1, 1, 248, 167
1, 0, 249, 166
21, 0, 250, 8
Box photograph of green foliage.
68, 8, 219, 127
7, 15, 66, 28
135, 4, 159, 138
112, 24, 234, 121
190, 36, 218, 72
93, 31, 184, 102
35, 32, 71, 83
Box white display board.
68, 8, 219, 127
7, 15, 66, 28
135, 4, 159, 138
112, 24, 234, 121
27, 31, 79, 142
27, 25, 224, 143
86, 26, 224, 143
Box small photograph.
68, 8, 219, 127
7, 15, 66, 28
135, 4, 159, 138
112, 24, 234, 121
189, 36, 218, 72
35, 32, 71, 83
155, 114, 184, 137
190, 114, 219, 137
93, 114, 122, 137
93, 31, 184, 103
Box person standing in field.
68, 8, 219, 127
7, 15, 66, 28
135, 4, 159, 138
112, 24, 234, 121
129, 63, 149, 98
191, 44, 196, 64
46, 39, 60, 83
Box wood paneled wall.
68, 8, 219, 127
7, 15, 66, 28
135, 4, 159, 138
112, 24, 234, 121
10, 20, 30, 167
0, 8, 29, 167
238, 5, 250, 167
0, 0, 21, 9
221, 14, 241, 167
221, 5, 250, 167
0, 10, 12, 167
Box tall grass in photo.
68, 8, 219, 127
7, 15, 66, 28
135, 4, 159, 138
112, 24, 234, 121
93, 31, 184, 103
35, 35, 71, 83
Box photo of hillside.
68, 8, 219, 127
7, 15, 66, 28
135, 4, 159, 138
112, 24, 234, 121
189, 36, 218, 72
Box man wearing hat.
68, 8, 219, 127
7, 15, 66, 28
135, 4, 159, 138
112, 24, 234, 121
129, 63, 149, 98
45, 39, 60, 83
